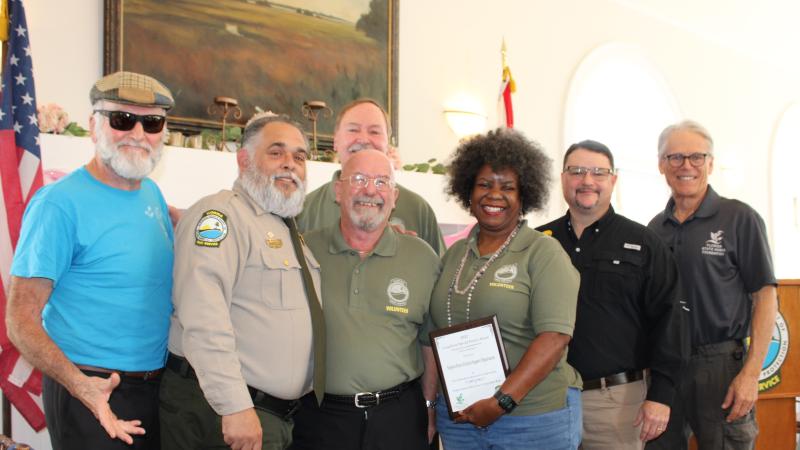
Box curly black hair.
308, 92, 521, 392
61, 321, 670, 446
446, 128, 552, 214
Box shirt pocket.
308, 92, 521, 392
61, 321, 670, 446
260, 249, 307, 310
590, 250, 644, 304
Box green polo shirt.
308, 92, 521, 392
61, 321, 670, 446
428, 222, 581, 416
305, 224, 441, 395
297, 171, 446, 255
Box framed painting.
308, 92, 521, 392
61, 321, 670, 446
103, 0, 399, 144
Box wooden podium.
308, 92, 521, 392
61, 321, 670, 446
690, 279, 799, 449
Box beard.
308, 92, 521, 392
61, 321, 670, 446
347, 194, 389, 232
95, 125, 163, 180
239, 164, 306, 218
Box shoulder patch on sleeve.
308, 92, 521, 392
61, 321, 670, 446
195, 210, 229, 247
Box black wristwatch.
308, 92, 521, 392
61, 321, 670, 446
493, 389, 517, 413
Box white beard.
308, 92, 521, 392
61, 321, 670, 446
239, 164, 306, 218
347, 194, 389, 232
96, 126, 163, 180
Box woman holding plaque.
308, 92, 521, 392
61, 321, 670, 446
429, 128, 582, 449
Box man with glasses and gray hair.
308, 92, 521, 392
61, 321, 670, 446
161, 113, 325, 450
536, 140, 686, 449
290, 149, 440, 450
6, 71, 175, 449
646, 120, 777, 450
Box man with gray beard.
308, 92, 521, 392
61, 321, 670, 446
7, 71, 174, 450
161, 114, 325, 450
290, 150, 440, 450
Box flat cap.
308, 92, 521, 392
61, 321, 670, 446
90, 71, 174, 110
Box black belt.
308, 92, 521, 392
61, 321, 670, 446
166, 352, 302, 420
583, 370, 645, 391
324, 379, 415, 408
76, 364, 163, 381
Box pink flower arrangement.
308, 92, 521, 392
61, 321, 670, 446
37, 103, 70, 134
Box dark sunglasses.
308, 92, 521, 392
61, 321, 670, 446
94, 110, 166, 134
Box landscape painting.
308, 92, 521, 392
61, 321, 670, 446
104, 0, 397, 139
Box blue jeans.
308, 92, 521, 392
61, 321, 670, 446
435, 387, 582, 450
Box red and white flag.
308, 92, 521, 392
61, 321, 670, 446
0, 0, 46, 432
498, 44, 516, 128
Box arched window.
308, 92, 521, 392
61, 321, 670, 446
769, 104, 800, 278
563, 43, 681, 225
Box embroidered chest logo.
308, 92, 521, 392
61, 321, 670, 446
386, 278, 410, 314
701, 230, 726, 256
195, 210, 228, 247
489, 263, 517, 290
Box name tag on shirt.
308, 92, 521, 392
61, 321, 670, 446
623, 242, 641, 251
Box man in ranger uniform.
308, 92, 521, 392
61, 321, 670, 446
296, 99, 445, 255
290, 149, 440, 450
161, 114, 325, 450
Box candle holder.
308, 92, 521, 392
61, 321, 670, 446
207, 96, 242, 151
301, 100, 333, 160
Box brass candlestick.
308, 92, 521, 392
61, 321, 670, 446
207, 96, 242, 151
301, 100, 332, 160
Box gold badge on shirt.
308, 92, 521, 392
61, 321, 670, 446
266, 231, 283, 249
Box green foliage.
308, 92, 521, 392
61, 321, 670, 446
403, 158, 446, 175
62, 122, 89, 137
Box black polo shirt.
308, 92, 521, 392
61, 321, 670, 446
648, 185, 776, 347
538, 207, 686, 406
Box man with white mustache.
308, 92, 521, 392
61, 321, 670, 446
296, 99, 445, 255
290, 150, 440, 450
647, 121, 777, 450
7, 71, 175, 449
537, 140, 686, 450
163, 114, 324, 450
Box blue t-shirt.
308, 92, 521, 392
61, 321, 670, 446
11, 167, 174, 370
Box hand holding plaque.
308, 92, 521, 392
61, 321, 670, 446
429, 315, 509, 418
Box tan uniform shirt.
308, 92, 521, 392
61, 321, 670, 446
169, 181, 321, 416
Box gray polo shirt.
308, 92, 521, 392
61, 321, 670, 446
648, 185, 776, 346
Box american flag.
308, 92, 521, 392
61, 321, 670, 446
0, 0, 46, 432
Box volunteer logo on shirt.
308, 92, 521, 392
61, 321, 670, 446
701, 230, 726, 256
490, 263, 517, 289
755, 311, 789, 392
386, 278, 410, 314
195, 210, 228, 247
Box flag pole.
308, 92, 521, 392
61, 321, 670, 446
1, 0, 15, 438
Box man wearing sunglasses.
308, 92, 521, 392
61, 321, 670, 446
646, 121, 777, 450
290, 149, 440, 450
163, 113, 324, 450
7, 71, 175, 449
536, 140, 686, 449
296, 99, 446, 256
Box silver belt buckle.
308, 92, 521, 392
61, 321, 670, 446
354, 391, 379, 408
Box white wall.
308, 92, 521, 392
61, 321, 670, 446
27, 1, 800, 230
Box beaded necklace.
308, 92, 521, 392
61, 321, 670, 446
446, 221, 522, 326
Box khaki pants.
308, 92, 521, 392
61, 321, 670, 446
581, 379, 647, 450
159, 368, 293, 450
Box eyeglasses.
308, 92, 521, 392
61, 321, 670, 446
340, 173, 395, 191
663, 152, 710, 168
564, 166, 614, 179
94, 110, 166, 134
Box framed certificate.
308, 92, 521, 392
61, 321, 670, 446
429, 315, 509, 418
